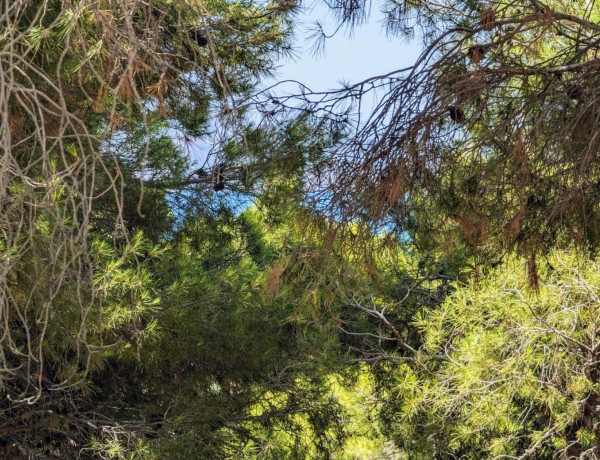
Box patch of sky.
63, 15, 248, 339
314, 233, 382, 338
267, 0, 422, 93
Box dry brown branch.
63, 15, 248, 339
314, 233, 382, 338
263, 0, 600, 267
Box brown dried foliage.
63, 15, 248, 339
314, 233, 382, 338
291, 0, 600, 268
480, 8, 496, 31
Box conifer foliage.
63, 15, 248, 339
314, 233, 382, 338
0, 0, 345, 457
6, 0, 600, 458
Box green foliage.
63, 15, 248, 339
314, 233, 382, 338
8, 0, 600, 459
380, 253, 600, 458
0, 0, 358, 457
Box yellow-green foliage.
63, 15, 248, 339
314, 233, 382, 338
398, 252, 600, 458
335, 372, 398, 460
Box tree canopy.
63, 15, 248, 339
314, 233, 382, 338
3, 0, 600, 458
277, 0, 600, 277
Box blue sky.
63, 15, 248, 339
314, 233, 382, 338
269, 0, 422, 92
